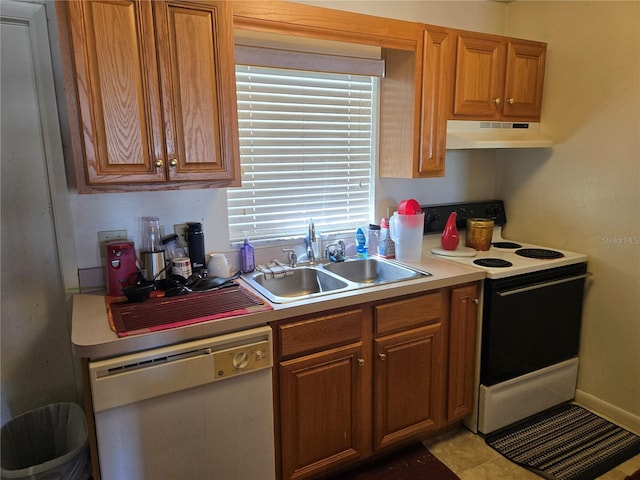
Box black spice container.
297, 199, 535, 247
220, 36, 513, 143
186, 222, 205, 274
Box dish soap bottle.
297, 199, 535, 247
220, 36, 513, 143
240, 233, 255, 273
355, 227, 368, 258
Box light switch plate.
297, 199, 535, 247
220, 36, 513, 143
98, 230, 128, 257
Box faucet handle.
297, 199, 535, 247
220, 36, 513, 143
325, 240, 346, 262
282, 248, 297, 267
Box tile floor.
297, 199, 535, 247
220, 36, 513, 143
423, 426, 640, 480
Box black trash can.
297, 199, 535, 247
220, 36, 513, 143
1, 403, 90, 480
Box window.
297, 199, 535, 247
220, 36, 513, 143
227, 58, 379, 243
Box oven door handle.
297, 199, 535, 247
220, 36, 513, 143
496, 272, 593, 297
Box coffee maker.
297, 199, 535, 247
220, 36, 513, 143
106, 240, 137, 296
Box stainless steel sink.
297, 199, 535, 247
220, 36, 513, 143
322, 257, 423, 285
245, 267, 349, 303
243, 257, 430, 304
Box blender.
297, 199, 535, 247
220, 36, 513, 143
140, 216, 166, 281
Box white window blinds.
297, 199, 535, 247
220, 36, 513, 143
227, 64, 377, 242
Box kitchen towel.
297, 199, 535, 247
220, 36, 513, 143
486, 403, 640, 480
257, 260, 294, 279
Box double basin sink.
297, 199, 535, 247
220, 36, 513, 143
242, 256, 430, 303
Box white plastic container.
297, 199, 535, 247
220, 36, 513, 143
389, 212, 425, 262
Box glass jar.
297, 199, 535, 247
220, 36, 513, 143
465, 218, 494, 251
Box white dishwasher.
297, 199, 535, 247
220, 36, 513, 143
89, 326, 275, 480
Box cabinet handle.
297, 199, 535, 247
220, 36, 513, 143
154, 159, 163, 168
357, 358, 365, 366
506, 97, 514, 104
492, 98, 501, 105
169, 158, 178, 167
378, 353, 386, 361
472, 298, 479, 304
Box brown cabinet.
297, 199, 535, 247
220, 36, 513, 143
452, 32, 547, 121
373, 292, 444, 448
379, 25, 453, 179
374, 323, 443, 448
447, 284, 479, 421
276, 309, 369, 480
280, 343, 368, 480
273, 286, 479, 480
58, 0, 240, 192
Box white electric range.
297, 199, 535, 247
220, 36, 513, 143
420, 200, 590, 434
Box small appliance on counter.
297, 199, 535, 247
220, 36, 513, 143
140, 216, 166, 281
106, 240, 137, 296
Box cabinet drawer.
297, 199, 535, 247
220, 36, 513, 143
279, 309, 363, 358
375, 292, 442, 335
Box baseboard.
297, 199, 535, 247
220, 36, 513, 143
574, 389, 640, 435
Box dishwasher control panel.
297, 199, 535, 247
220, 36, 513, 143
213, 340, 271, 379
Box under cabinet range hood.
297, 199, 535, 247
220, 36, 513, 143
446, 120, 553, 149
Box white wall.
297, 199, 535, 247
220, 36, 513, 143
497, 1, 640, 427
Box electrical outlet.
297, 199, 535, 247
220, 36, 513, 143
174, 223, 188, 243
98, 230, 128, 257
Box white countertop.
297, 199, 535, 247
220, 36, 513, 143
72, 251, 484, 360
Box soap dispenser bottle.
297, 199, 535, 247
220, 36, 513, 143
240, 233, 255, 273
355, 227, 368, 258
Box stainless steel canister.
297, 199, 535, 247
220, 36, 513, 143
465, 218, 494, 251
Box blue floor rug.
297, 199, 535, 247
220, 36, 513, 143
486, 403, 640, 480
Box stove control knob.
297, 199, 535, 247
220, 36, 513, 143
425, 209, 439, 225
457, 208, 467, 220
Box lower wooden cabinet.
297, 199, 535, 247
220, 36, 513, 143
280, 343, 368, 480
374, 323, 444, 449
447, 284, 479, 421
273, 284, 479, 480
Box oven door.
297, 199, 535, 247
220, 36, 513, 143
480, 263, 588, 386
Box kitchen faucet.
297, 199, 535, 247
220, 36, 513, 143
306, 218, 317, 263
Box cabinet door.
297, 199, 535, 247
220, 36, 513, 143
65, 0, 166, 184
280, 343, 368, 480
154, 0, 240, 183
502, 41, 546, 119
374, 323, 444, 449
447, 284, 479, 421
452, 34, 506, 119
419, 27, 452, 177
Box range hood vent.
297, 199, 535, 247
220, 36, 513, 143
446, 120, 553, 149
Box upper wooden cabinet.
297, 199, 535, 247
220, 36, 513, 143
452, 32, 547, 121
379, 25, 453, 179
57, 0, 240, 193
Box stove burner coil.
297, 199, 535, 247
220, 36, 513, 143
473, 258, 513, 268
492, 242, 522, 249
515, 248, 564, 259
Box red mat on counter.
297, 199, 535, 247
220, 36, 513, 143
109, 284, 272, 337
